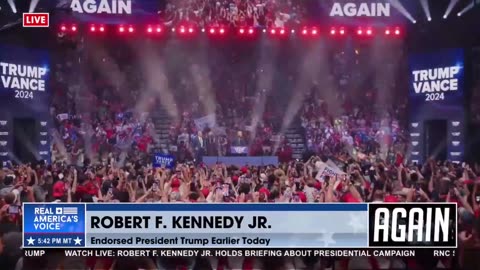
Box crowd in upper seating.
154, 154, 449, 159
161, 0, 309, 28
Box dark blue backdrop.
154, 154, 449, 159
408, 48, 465, 163
0, 45, 51, 165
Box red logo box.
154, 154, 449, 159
23, 13, 49, 28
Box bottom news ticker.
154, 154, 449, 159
23, 248, 457, 258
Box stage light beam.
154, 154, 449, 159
419, 0, 432, 22
389, 0, 417, 24
443, 0, 460, 19
7, 0, 17, 13
457, 1, 475, 17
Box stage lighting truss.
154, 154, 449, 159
57, 24, 403, 39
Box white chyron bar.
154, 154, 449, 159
329, 2, 390, 17
70, 0, 132, 14
0, 62, 47, 91
412, 66, 460, 93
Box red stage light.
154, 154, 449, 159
302, 29, 308, 35
119, 26, 125, 33
128, 26, 134, 33
394, 28, 401, 35
60, 25, 66, 31
330, 28, 336, 35
311, 29, 318, 35
99, 26, 105, 32
180, 27, 186, 33
239, 28, 245, 34
210, 28, 215, 34
271, 29, 276, 34
71, 26, 77, 32
385, 29, 391, 35
188, 27, 194, 33
339, 28, 345, 35
156, 27, 161, 33
90, 26, 96, 32
147, 27, 153, 33
248, 28, 254, 34
280, 29, 285, 35
219, 28, 225, 34
357, 29, 363, 35
366, 29, 372, 35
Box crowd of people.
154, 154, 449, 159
0, 155, 479, 269
161, 0, 309, 28
1, 22, 478, 270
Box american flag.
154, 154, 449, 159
62, 207, 78, 215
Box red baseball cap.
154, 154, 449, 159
52, 181, 65, 198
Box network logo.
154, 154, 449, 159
411, 122, 419, 128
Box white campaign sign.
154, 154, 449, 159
70, 0, 132, 14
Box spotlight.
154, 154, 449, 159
128, 26, 134, 33
219, 28, 225, 34
366, 28, 372, 35
457, 12, 461, 17
147, 27, 153, 33
270, 29, 276, 34
60, 25, 67, 31
201, 28, 205, 32
119, 26, 125, 33
394, 28, 400, 35
339, 28, 345, 35
428, 17, 432, 21
263, 29, 266, 33
412, 20, 417, 24
302, 29, 308, 35
71, 25, 77, 32
210, 28, 215, 34
280, 29, 285, 35
385, 29, 391, 35
90, 25, 96, 32
248, 28, 254, 34
180, 27, 185, 33
99, 26, 105, 32
156, 27, 161, 33
330, 28, 336, 35
188, 27, 194, 33
291, 29, 295, 34
311, 29, 318, 35
357, 29, 363, 35
239, 28, 245, 34
443, 15, 447, 19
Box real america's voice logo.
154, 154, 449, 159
368, 203, 456, 247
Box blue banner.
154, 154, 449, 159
152, 153, 175, 168
0, 45, 51, 164
408, 48, 465, 163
